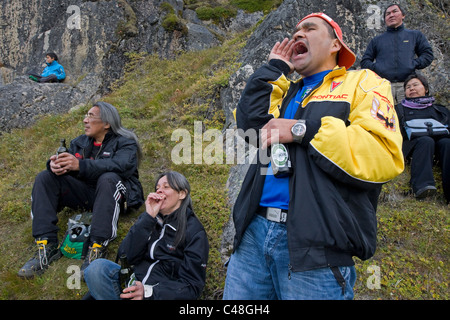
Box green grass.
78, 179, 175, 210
354, 169, 449, 300
0, 22, 448, 300
0, 31, 247, 300
231, 0, 283, 13
187, 0, 282, 23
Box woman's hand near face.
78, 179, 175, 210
145, 192, 165, 218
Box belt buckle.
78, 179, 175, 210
266, 207, 287, 223
266, 207, 281, 222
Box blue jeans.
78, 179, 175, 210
84, 258, 122, 300
223, 215, 356, 300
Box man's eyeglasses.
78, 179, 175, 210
84, 113, 102, 120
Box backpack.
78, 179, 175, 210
60, 212, 92, 259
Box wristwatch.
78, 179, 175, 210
144, 284, 153, 298
291, 119, 306, 143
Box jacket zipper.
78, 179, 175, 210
142, 260, 159, 285
95, 145, 103, 159
143, 223, 177, 284
149, 224, 176, 260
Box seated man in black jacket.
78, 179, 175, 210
18, 101, 144, 278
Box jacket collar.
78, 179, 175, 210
87, 130, 115, 145
75, 130, 116, 148
284, 66, 346, 117
325, 65, 347, 79
46, 60, 58, 67
387, 23, 405, 32
296, 65, 346, 84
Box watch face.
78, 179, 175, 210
292, 123, 306, 136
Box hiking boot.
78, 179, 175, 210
81, 242, 107, 272
415, 186, 437, 199
18, 239, 62, 279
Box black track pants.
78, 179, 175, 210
31, 170, 125, 245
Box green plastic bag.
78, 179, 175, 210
60, 212, 92, 259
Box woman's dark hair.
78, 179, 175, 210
403, 73, 430, 95
46, 52, 58, 61
155, 171, 193, 248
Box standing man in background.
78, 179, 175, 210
360, 3, 434, 104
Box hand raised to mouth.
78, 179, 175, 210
268, 38, 295, 74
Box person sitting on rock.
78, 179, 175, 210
395, 73, 450, 202
29, 52, 66, 83
17, 101, 144, 279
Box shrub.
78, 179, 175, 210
195, 6, 237, 22
161, 12, 187, 34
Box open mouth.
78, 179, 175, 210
293, 42, 308, 56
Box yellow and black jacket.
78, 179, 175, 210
233, 60, 404, 271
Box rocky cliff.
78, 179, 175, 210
0, 0, 262, 131
1, 0, 447, 132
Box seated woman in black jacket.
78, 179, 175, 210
395, 73, 450, 202
83, 171, 209, 299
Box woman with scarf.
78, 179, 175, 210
395, 73, 450, 202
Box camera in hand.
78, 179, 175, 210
271, 143, 292, 178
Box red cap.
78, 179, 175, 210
297, 13, 356, 70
